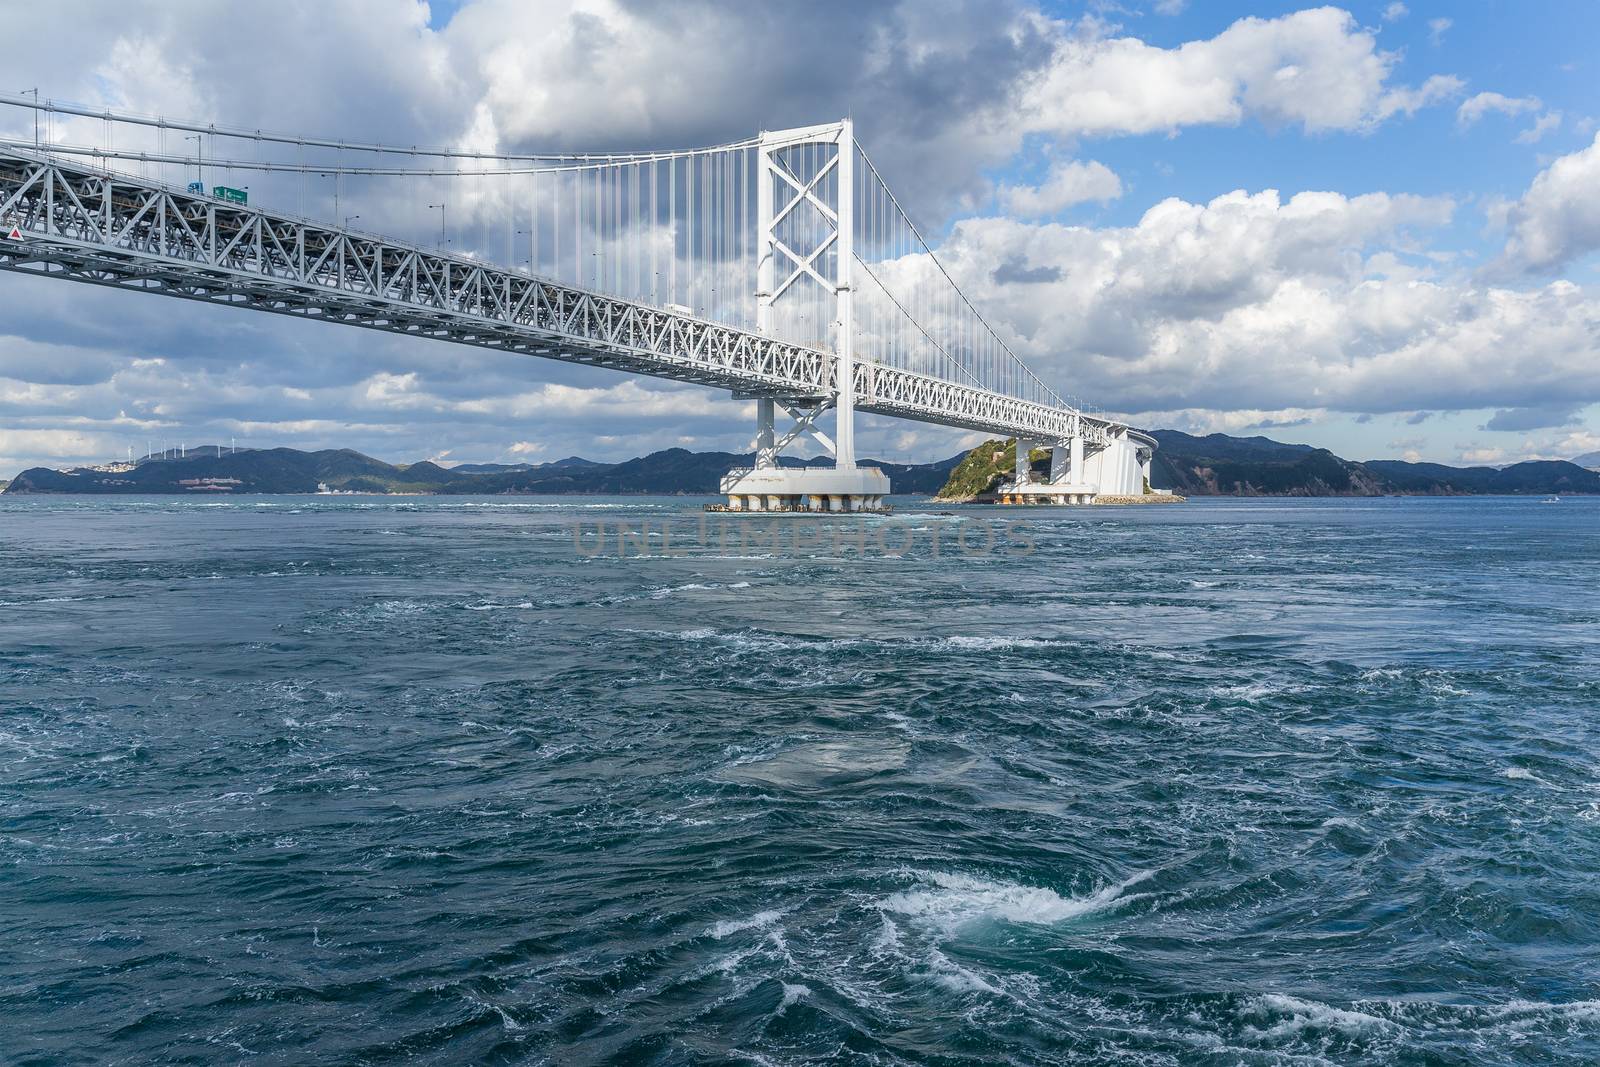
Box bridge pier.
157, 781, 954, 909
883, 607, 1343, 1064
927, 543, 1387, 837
714, 119, 890, 514
986, 430, 1156, 505
717, 465, 889, 512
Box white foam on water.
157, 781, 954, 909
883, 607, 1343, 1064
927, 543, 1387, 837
707, 909, 787, 940
1476, 998, 1600, 1024
925, 946, 1004, 995
1242, 994, 1392, 1041
648, 582, 717, 600
631, 627, 1056, 655
1502, 767, 1541, 782
873, 916, 903, 956
938, 635, 1053, 651
883, 869, 1153, 930
1421, 671, 1471, 698
1212, 679, 1308, 703
631, 627, 864, 655
1377, 997, 1600, 1031
779, 983, 810, 1010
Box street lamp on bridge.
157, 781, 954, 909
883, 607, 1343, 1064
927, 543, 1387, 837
427, 201, 448, 249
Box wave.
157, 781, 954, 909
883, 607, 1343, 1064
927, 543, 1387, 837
939, 635, 1054, 651
628, 627, 1068, 655
706, 909, 787, 940
1241, 993, 1392, 1041
1237, 993, 1600, 1047
882, 869, 1153, 929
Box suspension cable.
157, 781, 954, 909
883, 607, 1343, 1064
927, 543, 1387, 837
0, 137, 756, 177
0, 91, 756, 163
852, 139, 1067, 409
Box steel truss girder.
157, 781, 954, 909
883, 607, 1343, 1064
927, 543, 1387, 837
0, 149, 1121, 447
854, 363, 1111, 447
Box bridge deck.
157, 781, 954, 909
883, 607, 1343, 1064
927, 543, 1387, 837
0, 150, 1113, 446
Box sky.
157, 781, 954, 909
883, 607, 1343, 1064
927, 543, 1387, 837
3, 0, 1599, 475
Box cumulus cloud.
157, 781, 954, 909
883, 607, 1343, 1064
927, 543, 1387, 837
1513, 111, 1562, 144
1494, 133, 1600, 274
1481, 404, 1581, 432
991, 259, 1061, 284
1382, 3, 1408, 22
0, 2, 1468, 234
1139, 408, 1326, 435
1024, 7, 1461, 137
933, 186, 1600, 421
1373, 74, 1466, 122
999, 159, 1122, 216
1456, 91, 1541, 126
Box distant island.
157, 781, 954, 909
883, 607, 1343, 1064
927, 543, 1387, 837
2, 447, 963, 496
6, 432, 1599, 497
1146, 430, 1600, 497
931, 432, 1600, 500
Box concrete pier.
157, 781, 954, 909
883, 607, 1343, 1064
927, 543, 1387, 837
716, 466, 892, 513
983, 428, 1165, 505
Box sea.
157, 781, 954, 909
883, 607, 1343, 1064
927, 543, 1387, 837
2, 493, 1598, 1066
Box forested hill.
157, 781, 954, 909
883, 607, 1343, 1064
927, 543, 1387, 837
4, 447, 964, 495
9, 435, 1599, 497
931, 431, 1600, 499
1150, 431, 1600, 496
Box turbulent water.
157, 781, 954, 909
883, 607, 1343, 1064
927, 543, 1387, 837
3, 494, 1599, 1066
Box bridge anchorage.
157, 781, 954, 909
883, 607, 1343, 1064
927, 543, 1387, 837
0, 98, 1159, 507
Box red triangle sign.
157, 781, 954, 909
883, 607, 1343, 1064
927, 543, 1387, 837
5, 227, 20, 240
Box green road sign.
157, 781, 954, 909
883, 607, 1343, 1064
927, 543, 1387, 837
212, 186, 248, 205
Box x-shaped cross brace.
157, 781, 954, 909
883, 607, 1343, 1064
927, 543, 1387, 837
751, 398, 837, 463
767, 153, 841, 301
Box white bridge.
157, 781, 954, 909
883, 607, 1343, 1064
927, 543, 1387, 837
0, 97, 1156, 509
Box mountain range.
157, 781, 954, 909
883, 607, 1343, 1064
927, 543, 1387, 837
2, 447, 963, 496
5, 433, 1598, 497
1147, 430, 1600, 496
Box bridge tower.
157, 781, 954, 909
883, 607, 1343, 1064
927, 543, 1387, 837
719, 120, 891, 513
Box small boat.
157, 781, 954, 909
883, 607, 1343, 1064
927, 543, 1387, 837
1540, 495, 1561, 504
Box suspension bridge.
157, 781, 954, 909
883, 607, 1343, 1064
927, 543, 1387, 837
0, 94, 1157, 509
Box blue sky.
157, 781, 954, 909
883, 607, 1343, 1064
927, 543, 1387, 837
1010, 1, 1600, 463
2, 1, 1598, 474
1058, 5, 1594, 220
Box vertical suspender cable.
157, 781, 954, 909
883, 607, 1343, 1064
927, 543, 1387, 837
669, 155, 676, 306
